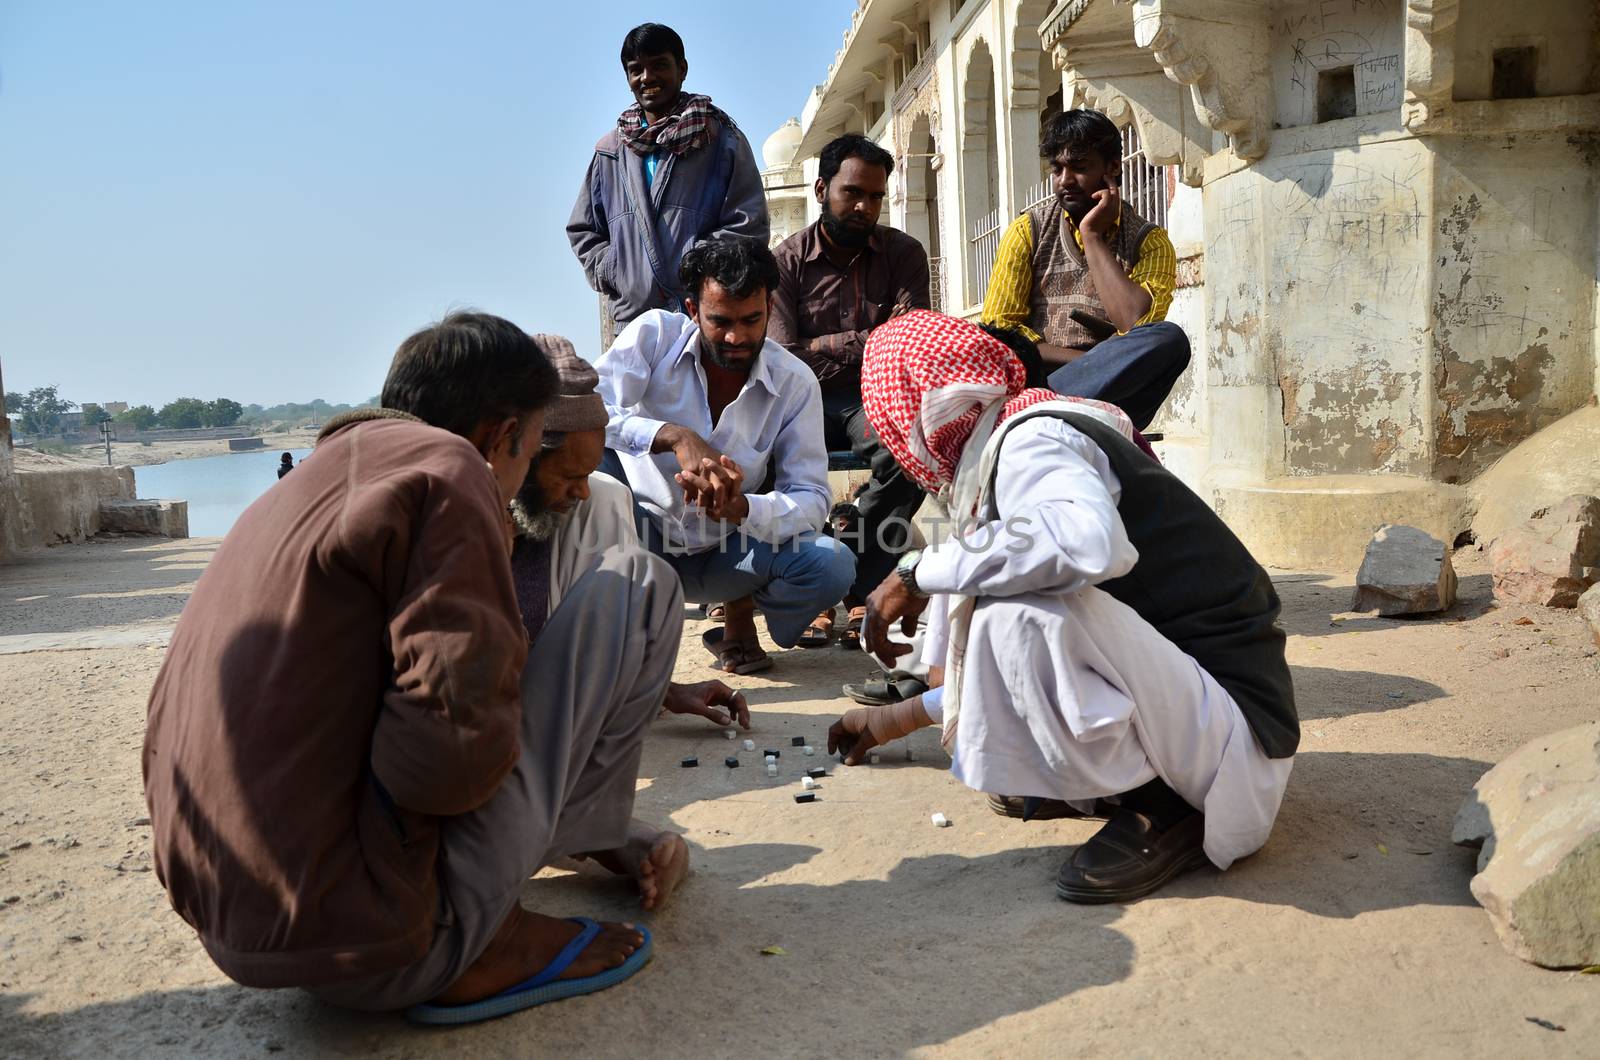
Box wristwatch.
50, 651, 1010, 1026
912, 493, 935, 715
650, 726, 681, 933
895, 548, 928, 598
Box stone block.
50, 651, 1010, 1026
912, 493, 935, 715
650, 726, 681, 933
1579, 584, 1600, 649
1489, 495, 1600, 607
98, 498, 189, 539
1352, 524, 1456, 615
1452, 721, 1600, 969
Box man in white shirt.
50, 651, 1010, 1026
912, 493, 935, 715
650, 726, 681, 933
596, 236, 856, 673
827, 311, 1298, 904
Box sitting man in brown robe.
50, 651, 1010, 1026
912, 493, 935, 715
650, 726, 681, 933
143, 312, 685, 1025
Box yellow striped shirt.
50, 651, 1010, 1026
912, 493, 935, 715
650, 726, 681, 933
980, 211, 1176, 343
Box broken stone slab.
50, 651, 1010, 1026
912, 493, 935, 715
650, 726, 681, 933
1452, 721, 1600, 969
1489, 494, 1600, 607
98, 498, 189, 539
1352, 524, 1456, 615
1579, 584, 1600, 649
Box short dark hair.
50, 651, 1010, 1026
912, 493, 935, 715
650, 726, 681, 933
620, 23, 685, 65
679, 237, 780, 302
818, 133, 894, 185
1040, 109, 1122, 166
381, 311, 559, 439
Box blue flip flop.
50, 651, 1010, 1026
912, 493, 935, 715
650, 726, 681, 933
405, 917, 652, 1026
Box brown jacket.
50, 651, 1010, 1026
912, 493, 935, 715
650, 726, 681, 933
142, 415, 527, 988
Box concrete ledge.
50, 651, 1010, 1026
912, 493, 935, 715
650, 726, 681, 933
99, 498, 189, 538
1212, 475, 1471, 572
10, 467, 136, 552
227, 437, 266, 452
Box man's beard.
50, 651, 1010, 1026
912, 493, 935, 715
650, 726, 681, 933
702, 331, 764, 372
510, 480, 567, 542
821, 208, 872, 249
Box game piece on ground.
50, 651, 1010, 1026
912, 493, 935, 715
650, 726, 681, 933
802, 745, 815, 756
763, 749, 780, 758
725, 729, 737, 740
806, 767, 826, 779
725, 757, 739, 768
931, 813, 950, 827
870, 754, 880, 764
742, 739, 755, 751
794, 792, 816, 803
790, 736, 805, 746
802, 776, 817, 790
681, 757, 698, 768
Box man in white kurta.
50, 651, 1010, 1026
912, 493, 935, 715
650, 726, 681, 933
831, 310, 1297, 904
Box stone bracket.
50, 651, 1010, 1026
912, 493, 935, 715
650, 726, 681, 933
1402, 0, 1460, 131
1043, 0, 1276, 179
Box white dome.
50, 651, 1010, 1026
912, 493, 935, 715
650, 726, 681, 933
762, 118, 803, 169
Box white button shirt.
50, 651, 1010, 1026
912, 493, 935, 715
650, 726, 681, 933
596, 309, 830, 552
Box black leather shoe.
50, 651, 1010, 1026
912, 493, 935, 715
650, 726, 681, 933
986, 794, 1104, 821
1055, 807, 1209, 904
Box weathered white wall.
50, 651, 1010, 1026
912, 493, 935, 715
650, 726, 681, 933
1270, 0, 1405, 129
1453, 0, 1597, 100
1429, 130, 1598, 480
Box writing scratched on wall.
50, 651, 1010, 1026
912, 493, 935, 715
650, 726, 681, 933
1273, 0, 1403, 126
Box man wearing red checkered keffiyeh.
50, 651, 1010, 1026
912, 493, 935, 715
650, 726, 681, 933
828, 309, 1299, 906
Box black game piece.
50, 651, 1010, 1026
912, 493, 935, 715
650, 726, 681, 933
724, 757, 740, 768
790, 736, 805, 746
681, 756, 698, 768
806, 767, 826, 779
763, 749, 780, 759
793, 792, 816, 803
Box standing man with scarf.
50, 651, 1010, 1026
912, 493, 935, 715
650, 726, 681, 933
568, 22, 768, 338
828, 311, 1298, 904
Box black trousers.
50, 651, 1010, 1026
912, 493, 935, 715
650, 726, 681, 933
1046, 321, 1191, 431
822, 389, 926, 602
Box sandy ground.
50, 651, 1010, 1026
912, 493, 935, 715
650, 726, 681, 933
0, 538, 1596, 1058
12, 431, 321, 471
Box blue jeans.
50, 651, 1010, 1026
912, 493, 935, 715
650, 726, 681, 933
1047, 321, 1191, 431
600, 449, 857, 648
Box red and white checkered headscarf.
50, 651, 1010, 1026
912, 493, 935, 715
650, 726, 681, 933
862, 310, 1136, 492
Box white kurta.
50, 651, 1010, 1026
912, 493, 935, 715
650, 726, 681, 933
913, 417, 1293, 870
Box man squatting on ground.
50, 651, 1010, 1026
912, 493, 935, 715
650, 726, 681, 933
828, 311, 1300, 903
981, 108, 1188, 431
508, 335, 753, 731
597, 236, 857, 676
143, 313, 690, 1021
568, 22, 768, 334
769, 132, 931, 649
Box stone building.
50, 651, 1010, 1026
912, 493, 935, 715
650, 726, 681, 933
793, 0, 1599, 567
761, 118, 814, 247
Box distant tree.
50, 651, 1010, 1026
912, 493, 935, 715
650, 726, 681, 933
115, 404, 157, 431
3, 391, 23, 416
80, 402, 111, 426
204, 398, 244, 427
18, 386, 75, 435
157, 397, 207, 429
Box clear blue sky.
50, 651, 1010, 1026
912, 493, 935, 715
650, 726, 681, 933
0, 1, 854, 409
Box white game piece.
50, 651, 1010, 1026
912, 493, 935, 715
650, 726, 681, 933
725, 729, 737, 740
766, 764, 778, 777
764, 754, 777, 765
931, 813, 950, 828
905, 749, 917, 762
802, 745, 815, 756
870, 754, 880, 764
743, 739, 755, 751
801, 776, 817, 790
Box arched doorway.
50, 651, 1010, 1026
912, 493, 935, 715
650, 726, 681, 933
902, 113, 944, 309
961, 38, 1000, 308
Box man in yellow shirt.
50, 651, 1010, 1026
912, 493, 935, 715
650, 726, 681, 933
981, 109, 1188, 430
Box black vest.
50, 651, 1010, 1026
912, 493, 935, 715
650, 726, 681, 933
996, 412, 1300, 759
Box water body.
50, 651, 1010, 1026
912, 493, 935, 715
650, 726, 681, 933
135, 447, 313, 538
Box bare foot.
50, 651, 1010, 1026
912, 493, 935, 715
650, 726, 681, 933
586, 822, 691, 911
431, 906, 642, 1005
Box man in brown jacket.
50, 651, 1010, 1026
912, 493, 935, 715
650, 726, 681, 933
143, 312, 684, 1021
